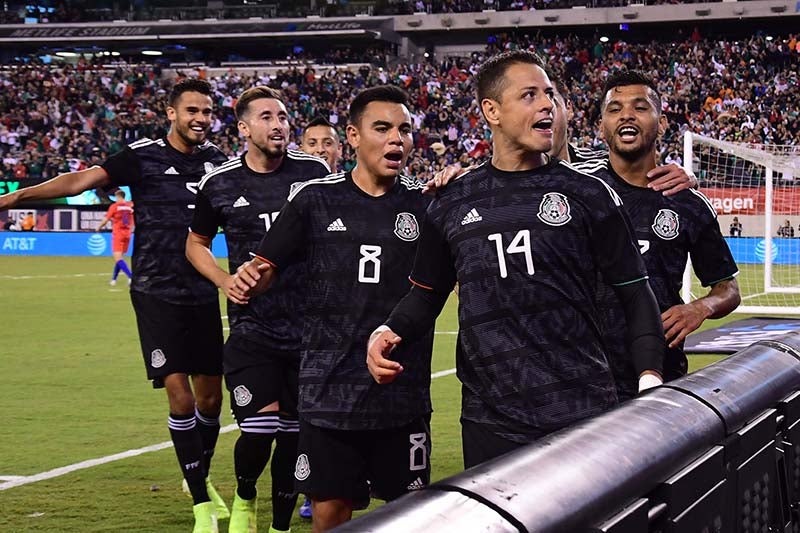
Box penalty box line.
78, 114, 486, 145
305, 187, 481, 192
0, 367, 458, 492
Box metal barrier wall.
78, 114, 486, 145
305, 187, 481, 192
337, 332, 800, 533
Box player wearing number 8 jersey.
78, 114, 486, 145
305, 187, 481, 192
233, 85, 434, 531
367, 50, 666, 469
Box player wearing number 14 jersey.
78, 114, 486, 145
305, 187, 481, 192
367, 51, 666, 469
233, 86, 434, 532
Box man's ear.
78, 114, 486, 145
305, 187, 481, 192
346, 123, 360, 150
481, 98, 501, 127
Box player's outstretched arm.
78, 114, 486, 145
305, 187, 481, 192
646, 163, 698, 196
662, 278, 740, 348
0, 166, 111, 210
232, 256, 275, 297
186, 231, 251, 305
612, 279, 666, 392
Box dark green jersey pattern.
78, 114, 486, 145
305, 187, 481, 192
101, 137, 228, 305
409, 160, 648, 443
254, 172, 434, 431
573, 159, 738, 397
191, 151, 330, 366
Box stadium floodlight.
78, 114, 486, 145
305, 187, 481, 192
141, 50, 163, 56
600, 36, 609, 43
683, 132, 800, 314
55, 51, 78, 57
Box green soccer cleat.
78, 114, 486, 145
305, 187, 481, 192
228, 493, 257, 533
182, 478, 230, 520
192, 501, 218, 533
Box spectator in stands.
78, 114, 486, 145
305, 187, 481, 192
778, 219, 795, 237
730, 216, 743, 237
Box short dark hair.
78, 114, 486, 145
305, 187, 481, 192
475, 50, 547, 104
304, 115, 337, 133
602, 70, 662, 114
348, 85, 409, 128
235, 86, 284, 121
168, 78, 212, 107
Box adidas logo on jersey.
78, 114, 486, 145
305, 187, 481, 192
327, 218, 347, 232
233, 196, 250, 208
461, 208, 482, 226
407, 477, 425, 491
164, 166, 179, 175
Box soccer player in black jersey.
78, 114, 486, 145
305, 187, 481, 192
233, 86, 433, 532
0, 79, 229, 533
368, 51, 665, 469
296, 116, 343, 522
301, 116, 342, 172
186, 86, 330, 533
549, 77, 696, 194
572, 70, 740, 400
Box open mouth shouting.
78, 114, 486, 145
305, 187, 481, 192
617, 125, 640, 142
532, 118, 553, 136
384, 150, 404, 170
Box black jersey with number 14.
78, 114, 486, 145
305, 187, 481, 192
409, 160, 649, 443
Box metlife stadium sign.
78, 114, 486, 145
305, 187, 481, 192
0, 232, 229, 257
0, 18, 394, 42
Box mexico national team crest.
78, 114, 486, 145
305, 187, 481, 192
150, 349, 166, 368
394, 212, 420, 241
295, 453, 311, 481
537, 192, 571, 226
232, 385, 252, 407
652, 209, 680, 240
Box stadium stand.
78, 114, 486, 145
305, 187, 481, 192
0, 0, 733, 24
1, 30, 798, 183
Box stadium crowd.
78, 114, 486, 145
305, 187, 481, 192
0, 0, 730, 24
1, 30, 799, 183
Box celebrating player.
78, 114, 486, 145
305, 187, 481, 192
572, 70, 740, 399
367, 51, 665, 468
233, 86, 435, 532
186, 86, 330, 533
0, 79, 230, 533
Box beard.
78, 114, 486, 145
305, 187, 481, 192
252, 141, 287, 160
176, 123, 207, 147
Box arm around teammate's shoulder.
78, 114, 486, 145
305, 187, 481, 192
0, 165, 111, 210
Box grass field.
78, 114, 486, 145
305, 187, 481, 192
0, 256, 772, 532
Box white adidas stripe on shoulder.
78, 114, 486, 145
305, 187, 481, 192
287, 172, 346, 202
286, 150, 331, 172
400, 174, 425, 190
128, 138, 157, 150
688, 188, 718, 218
559, 160, 623, 207
198, 158, 241, 189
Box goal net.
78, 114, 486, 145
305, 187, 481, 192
682, 132, 800, 315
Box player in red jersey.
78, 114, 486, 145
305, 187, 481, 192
97, 189, 134, 286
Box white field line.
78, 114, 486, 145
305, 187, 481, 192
0, 273, 107, 280
0, 367, 458, 492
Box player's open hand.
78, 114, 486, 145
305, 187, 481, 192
233, 259, 273, 297
662, 301, 710, 348
423, 164, 474, 195
221, 274, 250, 305
647, 163, 698, 196
367, 326, 404, 384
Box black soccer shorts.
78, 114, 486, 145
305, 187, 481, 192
224, 334, 300, 421
130, 291, 223, 388
295, 416, 431, 505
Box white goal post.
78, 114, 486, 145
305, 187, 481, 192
682, 132, 800, 315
